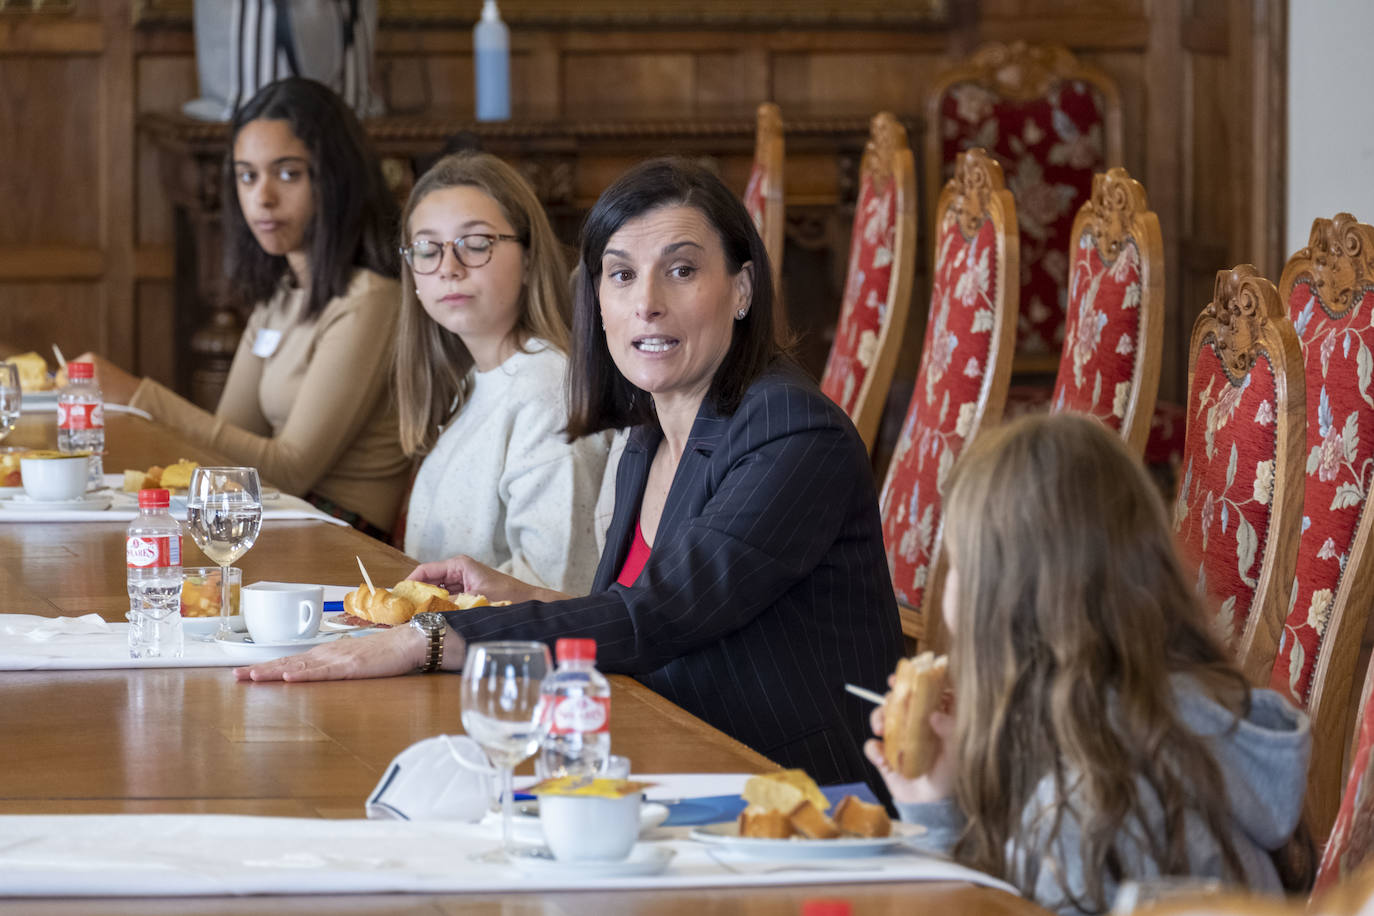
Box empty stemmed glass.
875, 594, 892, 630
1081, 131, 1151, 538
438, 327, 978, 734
460, 640, 553, 859
185, 467, 263, 639
0, 363, 19, 442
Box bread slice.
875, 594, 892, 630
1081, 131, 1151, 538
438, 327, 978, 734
832, 795, 892, 838
7, 352, 52, 391
391, 580, 460, 615
882, 652, 949, 779
158, 459, 198, 490
122, 469, 154, 493
741, 769, 830, 814
786, 799, 840, 839
738, 805, 793, 838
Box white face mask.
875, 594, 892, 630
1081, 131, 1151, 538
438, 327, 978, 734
366, 734, 496, 822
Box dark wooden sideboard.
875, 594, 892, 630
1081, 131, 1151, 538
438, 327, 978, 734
140, 108, 891, 407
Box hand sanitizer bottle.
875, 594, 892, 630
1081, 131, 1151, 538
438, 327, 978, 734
474, 0, 510, 121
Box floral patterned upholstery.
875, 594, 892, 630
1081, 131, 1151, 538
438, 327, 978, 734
1269, 235, 1374, 705
938, 74, 1109, 356
820, 168, 897, 418
1317, 662, 1374, 894
1051, 233, 1143, 432
1171, 266, 1303, 684
1172, 346, 1280, 642
880, 151, 1016, 624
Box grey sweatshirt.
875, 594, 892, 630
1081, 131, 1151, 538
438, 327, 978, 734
896, 677, 1311, 915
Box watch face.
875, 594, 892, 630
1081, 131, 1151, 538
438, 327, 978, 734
413, 612, 445, 632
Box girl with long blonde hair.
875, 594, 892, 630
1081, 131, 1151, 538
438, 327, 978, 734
868, 413, 1310, 914
395, 152, 610, 593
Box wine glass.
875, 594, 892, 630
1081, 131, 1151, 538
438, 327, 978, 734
186, 467, 263, 639
461, 640, 553, 859
0, 363, 19, 442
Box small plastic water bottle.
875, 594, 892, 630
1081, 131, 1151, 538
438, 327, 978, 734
127, 488, 184, 659
537, 638, 611, 779
473, 0, 510, 121
57, 361, 104, 488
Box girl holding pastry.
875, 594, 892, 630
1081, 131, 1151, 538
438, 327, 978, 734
866, 413, 1311, 914
77, 77, 408, 536
393, 152, 611, 595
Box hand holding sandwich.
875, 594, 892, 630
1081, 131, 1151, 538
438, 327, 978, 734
863, 653, 957, 805
408, 554, 571, 605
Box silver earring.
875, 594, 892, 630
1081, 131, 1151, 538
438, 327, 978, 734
735, 308, 747, 320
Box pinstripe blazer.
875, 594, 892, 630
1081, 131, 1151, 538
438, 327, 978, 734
446, 361, 903, 784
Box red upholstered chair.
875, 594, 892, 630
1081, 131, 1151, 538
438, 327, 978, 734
878, 149, 1018, 645
1317, 654, 1374, 895
926, 41, 1121, 368
1268, 214, 1374, 843
1049, 166, 1164, 455
819, 111, 917, 452
1171, 266, 1305, 686
743, 102, 787, 343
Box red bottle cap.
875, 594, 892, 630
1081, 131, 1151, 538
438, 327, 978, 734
67, 361, 94, 380
555, 638, 596, 662
800, 902, 851, 916
137, 488, 171, 509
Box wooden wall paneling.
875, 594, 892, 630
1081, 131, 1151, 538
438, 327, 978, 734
134, 280, 176, 390
0, 283, 107, 356
99, 0, 135, 368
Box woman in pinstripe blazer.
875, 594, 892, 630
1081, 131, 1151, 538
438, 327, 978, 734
240, 159, 904, 786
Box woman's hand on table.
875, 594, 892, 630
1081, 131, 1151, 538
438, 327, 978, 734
72, 351, 141, 404
863, 692, 957, 806
408, 554, 570, 605
234, 622, 463, 682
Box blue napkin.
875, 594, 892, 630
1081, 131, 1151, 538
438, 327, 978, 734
659, 781, 879, 827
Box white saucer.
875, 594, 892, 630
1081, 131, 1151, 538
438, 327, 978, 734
507, 844, 674, 878
182, 614, 245, 636
1, 492, 112, 511
213, 630, 341, 661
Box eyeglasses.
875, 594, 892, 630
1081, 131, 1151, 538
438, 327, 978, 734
399, 234, 522, 274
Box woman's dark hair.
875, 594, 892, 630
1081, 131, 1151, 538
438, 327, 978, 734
566, 158, 777, 438
223, 77, 399, 318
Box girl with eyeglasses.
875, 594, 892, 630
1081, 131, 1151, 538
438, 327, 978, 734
76, 77, 408, 537
393, 152, 611, 594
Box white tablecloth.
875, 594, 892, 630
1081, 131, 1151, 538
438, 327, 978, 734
0, 615, 244, 669
0, 811, 1021, 898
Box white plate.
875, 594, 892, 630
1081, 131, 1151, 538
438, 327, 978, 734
320, 611, 372, 632
182, 614, 245, 636
0, 485, 25, 499
1, 492, 112, 512
507, 843, 674, 878
19, 389, 59, 406
688, 820, 925, 859
213, 630, 343, 661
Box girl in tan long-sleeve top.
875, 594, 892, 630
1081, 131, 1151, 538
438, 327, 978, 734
78, 78, 408, 536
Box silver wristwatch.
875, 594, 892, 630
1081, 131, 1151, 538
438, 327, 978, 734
410, 612, 446, 673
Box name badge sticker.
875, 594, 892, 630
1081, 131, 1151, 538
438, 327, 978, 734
252, 328, 283, 358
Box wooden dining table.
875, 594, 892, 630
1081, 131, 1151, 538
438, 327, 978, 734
0, 411, 1044, 915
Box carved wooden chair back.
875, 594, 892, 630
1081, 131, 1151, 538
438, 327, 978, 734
926, 41, 1122, 369
742, 102, 787, 343
878, 148, 1019, 645
1049, 167, 1164, 455
1171, 266, 1305, 687
819, 111, 917, 452
1268, 213, 1374, 844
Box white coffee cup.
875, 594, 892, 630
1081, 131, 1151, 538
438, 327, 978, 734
539, 791, 642, 862
20, 453, 88, 501
241, 583, 323, 643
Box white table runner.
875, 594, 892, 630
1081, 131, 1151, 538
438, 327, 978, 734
0, 490, 346, 525
0, 812, 1021, 898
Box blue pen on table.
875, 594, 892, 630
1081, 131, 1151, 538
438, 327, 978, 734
324, 601, 344, 613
